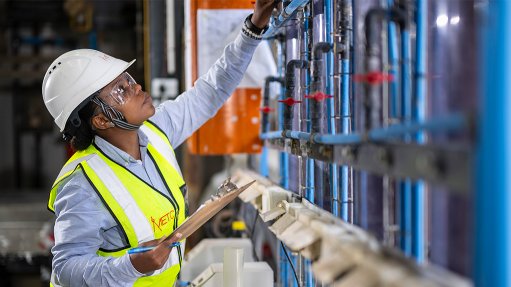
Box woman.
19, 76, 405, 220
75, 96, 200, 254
42, 1, 275, 286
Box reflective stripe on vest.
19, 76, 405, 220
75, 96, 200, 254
141, 120, 183, 179
86, 155, 154, 243
48, 121, 187, 286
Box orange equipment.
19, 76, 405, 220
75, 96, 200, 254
187, 0, 263, 155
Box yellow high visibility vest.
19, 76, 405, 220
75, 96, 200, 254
48, 121, 187, 287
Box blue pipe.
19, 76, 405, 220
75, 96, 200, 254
260, 131, 284, 140
276, 34, 288, 287
261, 113, 467, 142
400, 181, 412, 256
401, 30, 412, 124
400, 25, 413, 257
278, 43, 289, 190
304, 3, 315, 206
338, 0, 352, 221
400, 28, 411, 117
259, 147, 269, 177
368, 114, 465, 139
285, 130, 311, 141
282, 0, 310, 17
385, 3, 404, 254
411, 0, 426, 263
311, 113, 467, 143
476, 1, 511, 286
349, 0, 356, 226
313, 133, 361, 144
304, 4, 314, 286
340, 59, 350, 221
264, 0, 310, 38
388, 22, 399, 119
325, 0, 339, 218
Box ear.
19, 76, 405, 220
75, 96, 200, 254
91, 114, 115, 130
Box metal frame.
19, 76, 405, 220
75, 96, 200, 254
266, 138, 472, 193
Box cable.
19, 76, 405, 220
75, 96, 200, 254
249, 211, 261, 261
281, 241, 300, 287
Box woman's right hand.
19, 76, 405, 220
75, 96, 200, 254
129, 233, 182, 274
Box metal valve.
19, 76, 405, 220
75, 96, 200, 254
278, 97, 302, 106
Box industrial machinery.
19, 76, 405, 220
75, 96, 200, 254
0, 0, 507, 285
183, 0, 508, 286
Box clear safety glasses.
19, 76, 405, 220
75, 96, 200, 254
105, 72, 137, 105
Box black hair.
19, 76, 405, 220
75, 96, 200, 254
63, 99, 97, 151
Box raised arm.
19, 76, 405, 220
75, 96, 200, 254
153, 31, 258, 147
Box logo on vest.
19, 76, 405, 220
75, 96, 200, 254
151, 210, 175, 231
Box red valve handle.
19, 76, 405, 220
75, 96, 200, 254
353, 72, 394, 84
305, 92, 334, 102
259, 106, 274, 113
278, 97, 302, 106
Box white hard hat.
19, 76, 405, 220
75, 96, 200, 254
42, 49, 135, 131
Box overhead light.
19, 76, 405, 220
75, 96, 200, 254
450, 16, 460, 25
436, 15, 449, 27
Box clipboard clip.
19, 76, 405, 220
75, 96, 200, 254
212, 177, 238, 200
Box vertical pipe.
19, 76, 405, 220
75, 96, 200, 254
384, 0, 411, 255
384, 0, 404, 251
310, 42, 333, 211
476, 1, 511, 286
400, 21, 412, 258
400, 181, 412, 256
340, 58, 350, 220
304, 3, 315, 285
364, 8, 388, 130
400, 32, 412, 124
348, 0, 355, 224
325, 0, 339, 218
339, 0, 352, 222
412, 0, 426, 263
278, 40, 289, 190
295, 12, 307, 286
284, 60, 308, 131
260, 77, 283, 177
304, 2, 315, 204
259, 147, 270, 177
387, 8, 399, 120
277, 36, 289, 287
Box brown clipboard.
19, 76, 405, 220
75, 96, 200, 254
164, 180, 256, 241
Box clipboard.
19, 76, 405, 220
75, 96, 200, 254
163, 179, 256, 241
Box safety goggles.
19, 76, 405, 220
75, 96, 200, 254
104, 72, 137, 105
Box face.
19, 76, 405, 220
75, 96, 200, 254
97, 72, 155, 126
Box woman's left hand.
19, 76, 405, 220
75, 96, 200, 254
252, 0, 278, 29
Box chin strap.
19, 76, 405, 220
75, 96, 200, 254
92, 96, 140, 131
